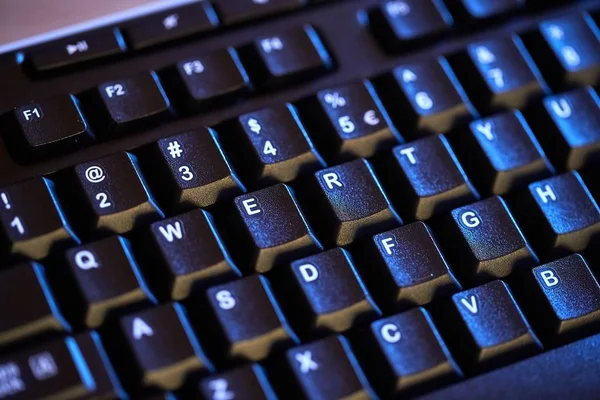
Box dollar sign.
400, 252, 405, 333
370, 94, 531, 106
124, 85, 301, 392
248, 118, 262, 134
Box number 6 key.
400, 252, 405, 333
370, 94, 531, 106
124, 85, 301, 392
71, 152, 164, 236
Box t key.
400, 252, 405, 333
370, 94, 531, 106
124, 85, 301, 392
379, 57, 476, 135
121, 303, 212, 390
72, 152, 163, 236
65, 236, 156, 328
153, 128, 245, 210
233, 183, 321, 272
306, 80, 402, 161
438, 196, 537, 283
150, 208, 240, 300
0, 177, 78, 260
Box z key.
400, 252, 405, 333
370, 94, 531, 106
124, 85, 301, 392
72, 152, 163, 236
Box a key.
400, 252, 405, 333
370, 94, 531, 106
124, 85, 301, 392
0, 335, 97, 399
453, 35, 548, 112
203, 275, 297, 362
215, 0, 305, 25
5, 94, 92, 160
151, 128, 245, 210
382, 134, 478, 220
0, 261, 69, 346
123, 2, 218, 49
358, 308, 461, 397
226, 104, 324, 184
72, 151, 163, 236
120, 303, 212, 390
307, 158, 401, 247
162, 48, 250, 111
369, 0, 453, 52
443, 280, 541, 372
74, 331, 126, 399
377, 57, 477, 136
436, 196, 537, 283
232, 183, 321, 272
447, 0, 525, 23
515, 171, 600, 259
91, 71, 171, 132
456, 111, 553, 195
279, 248, 380, 336
0, 177, 78, 260
64, 236, 156, 328
529, 87, 600, 171
150, 208, 240, 300
28, 28, 126, 72
241, 25, 333, 88
367, 222, 461, 311
276, 335, 374, 399
194, 364, 276, 400
526, 13, 600, 89
302, 80, 402, 161
525, 254, 600, 344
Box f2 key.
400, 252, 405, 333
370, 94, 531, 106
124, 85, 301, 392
72, 152, 163, 236
0, 177, 78, 260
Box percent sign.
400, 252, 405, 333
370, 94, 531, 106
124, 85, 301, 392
324, 92, 347, 109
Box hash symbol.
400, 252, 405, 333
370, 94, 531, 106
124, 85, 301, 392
167, 141, 183, 158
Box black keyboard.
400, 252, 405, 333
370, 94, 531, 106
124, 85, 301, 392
2, 0, 600, 398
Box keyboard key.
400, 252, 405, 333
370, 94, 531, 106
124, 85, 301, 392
454, 35, 547, 112
124, 2, 218, 50
0, 177, 78, 260
528, 13, 600, 88
526, 254, 600, 343
280, 248, 380, 336
278, 335, 374, 399
5, 94, 92, 160
64, 236, 156, 328
0, 335, 97, 399
120, 303, 212, 390
195, 364, 276, 400
383, 134, 478, 220
368, 222, 461, 310
369, 0, 453, 52
457, 111, 553, 195
437, 196, 537, 283
204, 275, 297, 361
378, 57, 476, 135
150, 208, 240, 300
72, 152, 163, 235
531, 87, 600, 170
0, 261, 69, 346
28, 28, 126, 72
447, 0, 525, 22
517, 172, 600, 258
445, 280, 540, 372
233, 184, 321, 272
227, 104, 324, 184
308, 159, 401, 246
215, 0, 305, 25
93, 71, 171, 132
304, 80, 402, 161
359, 308, 461, 396
241, 25, 333, 88
163, 48, 250, 111
152, 128, 245, 210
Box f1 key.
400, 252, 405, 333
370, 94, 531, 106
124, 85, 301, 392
72, 152, 163, 236
0, 177, 78, 260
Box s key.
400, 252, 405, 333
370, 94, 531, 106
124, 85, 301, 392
0, 177, 78, 260
72, 152, 163, 236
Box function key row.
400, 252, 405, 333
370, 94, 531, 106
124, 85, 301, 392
3, 251, 600, 398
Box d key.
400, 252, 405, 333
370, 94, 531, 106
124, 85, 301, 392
72, 152, 163, 236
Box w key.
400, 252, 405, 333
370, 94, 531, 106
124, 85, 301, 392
0, 177, 78, 260
72, 152, 163, 236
